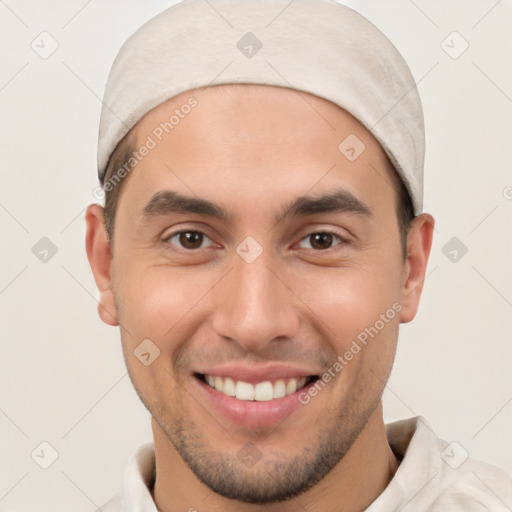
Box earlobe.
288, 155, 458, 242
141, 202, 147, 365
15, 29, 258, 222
85, 204, 119, 327
399, 213, 435, 324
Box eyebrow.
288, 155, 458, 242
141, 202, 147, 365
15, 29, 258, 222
142, 188, 373, 225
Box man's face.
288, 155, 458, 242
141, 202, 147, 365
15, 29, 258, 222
96, 85, 420, 502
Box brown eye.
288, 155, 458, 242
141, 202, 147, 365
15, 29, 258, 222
165, 231, 212, 250
298, 232, 344, 250
179, 232, 203, 249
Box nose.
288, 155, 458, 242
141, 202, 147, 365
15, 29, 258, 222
211, 250, 300, 353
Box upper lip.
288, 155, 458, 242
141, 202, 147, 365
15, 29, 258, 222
195, 363, 319, 384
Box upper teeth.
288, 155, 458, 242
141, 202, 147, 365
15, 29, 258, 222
205, 375, 308, 401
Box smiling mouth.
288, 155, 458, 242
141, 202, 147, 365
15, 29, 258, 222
195, 373, 319, 401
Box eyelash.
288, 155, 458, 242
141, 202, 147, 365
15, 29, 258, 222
162, 229, 348, 252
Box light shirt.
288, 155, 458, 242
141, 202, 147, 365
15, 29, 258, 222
99, 416, 512, 511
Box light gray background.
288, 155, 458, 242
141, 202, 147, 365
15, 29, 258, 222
0, 0, 511, 510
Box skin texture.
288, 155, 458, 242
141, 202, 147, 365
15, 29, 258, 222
86, 84, 434, 511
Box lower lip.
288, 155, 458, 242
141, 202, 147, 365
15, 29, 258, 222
193, 376, 314, 429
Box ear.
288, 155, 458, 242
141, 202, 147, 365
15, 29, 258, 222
399, 213, 435, 323
85, 204, 119, 326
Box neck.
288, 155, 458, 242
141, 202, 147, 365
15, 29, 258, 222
152, 403, 399, 512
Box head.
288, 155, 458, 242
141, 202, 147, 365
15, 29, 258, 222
86, 83, 434, 503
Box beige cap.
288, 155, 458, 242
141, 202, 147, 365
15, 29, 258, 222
98, 0, 425, 213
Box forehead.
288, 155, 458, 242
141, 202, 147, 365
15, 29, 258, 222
134, 83, 375, 155
118, 84, 399, 221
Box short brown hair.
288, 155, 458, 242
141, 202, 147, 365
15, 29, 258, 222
101, 131, 137, 246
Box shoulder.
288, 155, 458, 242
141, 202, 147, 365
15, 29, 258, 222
433, 451, 512, 511
380, 416, 512, 511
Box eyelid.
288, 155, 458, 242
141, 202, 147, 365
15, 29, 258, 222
161, 226, 218, 251
294, 229, 348, 250
161, 222, 215, 239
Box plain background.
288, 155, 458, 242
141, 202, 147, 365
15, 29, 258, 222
0, 0, 511, 510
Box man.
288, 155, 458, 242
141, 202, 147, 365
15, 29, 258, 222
86, 0, 512, 510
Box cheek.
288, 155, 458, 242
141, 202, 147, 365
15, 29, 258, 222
114, 262, 216, 348
300, 263, 401, 342
114, 266, 198, 403
296, 258, 403, 391
306, 272, 400, 400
